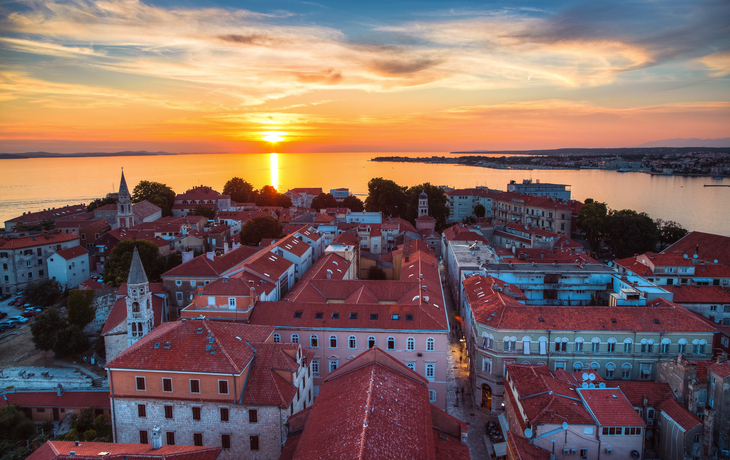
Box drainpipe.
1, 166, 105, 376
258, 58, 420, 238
109, 369, 117, 443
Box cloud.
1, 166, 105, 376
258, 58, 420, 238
369, 57, 442, 76
700, 51, 730, 77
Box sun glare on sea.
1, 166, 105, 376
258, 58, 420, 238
263, 132, 286, 143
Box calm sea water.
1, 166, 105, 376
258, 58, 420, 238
1, 152, 728, 236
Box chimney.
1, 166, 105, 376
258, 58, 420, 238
404, 237, 410, 262
696, 243, 699, 255
250, 287, 256, 308
152, 426, 162, 449
224, 242, 229, 254
182, 251, 194, 263
75, 441, 79, 447
56, 383, 64, 397
206, 251, 215, 261
717, 352, 727, 364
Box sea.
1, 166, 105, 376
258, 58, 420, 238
1, 152, 729, 236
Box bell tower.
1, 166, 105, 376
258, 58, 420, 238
418, 190, 428, 217
126, 247, 154, 347
117, 169, 134, 229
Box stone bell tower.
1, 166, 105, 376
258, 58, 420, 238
116, 169, 134, 229
418, 190, 428, 217
126, 247, 153, 347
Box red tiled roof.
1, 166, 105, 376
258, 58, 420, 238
615, 257, 655, 277
664, 285, 730, 304
5, 204, 87, 224
333, 233, 358, 246
105, 319, 274, 374
579, 388, 645, 427
280, 432, 302, 460
657, 399, 702, 431
0, 232, 79, 250
161, 245, 260, 278
79, 279, 108, 290
101, 295, 164, 336
1, 390, 110, 409
274, 234, 311, 258
27, 441, 221, 460
663, 231, 730, 267
708, 361, 730, 379
239, 342, 300, 408
288, 188, 323, 196
243, 249, 293, 280
53, 246, 89, 260
175, 186, 222, 201
611, 381, 674, 408
132, 200, 161, 219
442, 224, 489, 244
507, 431, 551, 460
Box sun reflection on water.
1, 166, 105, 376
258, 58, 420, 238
270, 152, 279, 190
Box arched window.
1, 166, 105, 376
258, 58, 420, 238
591, 337, 601, 352
425, 363, 435, 380
330, 335, 338, 348
273, 333, 280, 343
590, 362, 600, 370
677, 338, 686, 354
522, 337, 531, 355
132, 301, 140, 313
407, 337, 415, 351
622, 363, 632, 379
387, 337, 395, 350
291, 334, 299, 343
131, 322, 137, 336
605, 363, 616, 379
607, 338, 616, 352
137, 322, 142, 335
349, 336, 357, 349
573, 362, 583, 372
575, 337, 584, 352
539, 337, 548, 355
623, 338, 633, 353
310, 335, 318, 348
368, 336, 376, 348
427, 338, 434, 352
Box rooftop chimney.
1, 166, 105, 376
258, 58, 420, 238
152, 426, 162, 449
250, 286, 256, 309
57, 383, 64, 397
206, 251, 215, 261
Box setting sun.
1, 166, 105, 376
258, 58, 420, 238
263, 133, 286, 143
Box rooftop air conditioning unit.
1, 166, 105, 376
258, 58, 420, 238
606, 448, 613, 454
563, 449, 571, 455
570, 449, 577, 455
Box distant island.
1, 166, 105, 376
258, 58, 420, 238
0, 151, 200, 160
449, 146, 730, 156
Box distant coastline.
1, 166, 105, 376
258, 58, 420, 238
0, 151, 206, 160
450, 146, 730, 156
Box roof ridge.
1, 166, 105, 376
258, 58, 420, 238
358, 367, 376, 460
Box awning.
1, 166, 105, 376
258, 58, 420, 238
692, 278, 712, 283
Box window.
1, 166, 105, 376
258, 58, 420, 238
139, 431, 148, 444
164, 405, 173, 419
222, 434, 231, 449
622, 363, 632, 379
176, 292, 183, 303
592, 339, 600, 352
554, 340, 567, 352
575, 340, 583, 352
190, 379, 200, 394
425, 363, 435, 380
229, 298, 236, 308
291, 334, 299, 343
580, 449, 588, 459
219, 380, 229, 394
193, 433, 203, 446
220, 407, 229, 422
429, 390, 437, 402
483, 357, 492, 373
136, 377, 146, 391
273, 333, 280, 343
175, 280, 182, 286
387, 337, 395, 350
407, 337, 415, 351
192, 407, 201, 420
347, 335, 357, 349
250, 435, 259, 451
329, 360, 338, 372
607, 341, 615, 353
138, 404, 146, 417
406, 362, 416, 371
249, 409, 258, 423
310, 334, 318, 348
640, 363, 652, 380
349, 312, 357, 319
605, 363, 615, 379
162, 378, 172, 392
368, 336, 376, 348
711, 305, 718, 311
624, 341, 632, 353
312, 360, 319, 374
539, 337, 547, 354
330, 335, 338, 348
694, 433, 701, 443
332, 312, 340, 319
370, 313, 378, 320
406, 314, 413, 321
166, 432, 175, 446
427, 338, 435, 352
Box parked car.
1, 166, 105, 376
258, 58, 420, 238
22, 311, 38, 318
0, 321, 17, 329
0, 324, 8, 333
0, 312, 7, 320
8, 316, 28, 324
13, 300, 23, 306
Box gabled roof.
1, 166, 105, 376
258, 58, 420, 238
507, 431, 551, 460
27, 441, 221, 460
132, 200, 161, 219
275, 234, 311, 258
0, 390, 110, 409
578, 388, 645, 427
611, 381, 673, 408
52, 246, 89, 260
287, 188, 323, 196
663, 231, 730, 267
239, 342, 300, 408
442, 224, 489, 244
105, 319, 274, 374
708, 360, 730, 379
0, 232, 79, 250
664, 285, 730, 304
243, 249, 293, 280
657, 399, 702, 431
5, 204, 87, 224
161, 245, 260, 278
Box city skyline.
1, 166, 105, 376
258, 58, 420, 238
1, 0, 729, 153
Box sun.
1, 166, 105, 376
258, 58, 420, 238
263, 132, 286, 143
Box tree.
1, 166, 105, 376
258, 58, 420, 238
223, 177, 255, 203
342, 195, 365, 212
132, 180, 176, 217
67, 290, 96, 328
403, 183, 450, 232
367, 266, 387, 280
104, 240, 164, 287
310, 193, 339, 210
254, 185, 292, 208
31, 307, 67, 352
13, 218, 56, 232
0, 404, 36, 442
239, 216, 283, 245
577, 199, 609, 253
656, 219, 689, 250
87, 195, 117, 212
474, 203, 486, 218
52, 325, 90, 359
25, 279, 63, 306
164, 251, 183, 273
188, 205, 215, 220
604, 209, 659, 259
364, 178, 407, 218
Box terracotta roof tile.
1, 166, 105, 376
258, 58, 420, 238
610, 381, 673, 408
53, 246, 89, 260
708, 361, 730, 379
161, 245, 260, 278
663, 231, 730, 267
239, 342, 300, 408
507, 431, 551, 460
28, 441, 220, 460
1, 390, 110, 409
657, 399, 702, 431
5, 204, 87, 224
664, 285, 730, 303
578, 388, 645, 427
0, 232, 79, 250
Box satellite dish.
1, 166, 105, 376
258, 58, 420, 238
631, 451, 640, 459
582, 382, 589, 388
599, 382, 606, 388
589, 383, 596, 388
607, 261, 613, 267
589, 373, 596, 381
582, 373, 589, 381
683, 254, 688, 258
693, 254, 698, 259
525, 428, 533, 438
715, 259, 719, 264
562, 422, 568, 430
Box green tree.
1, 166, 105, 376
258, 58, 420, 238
87, 195, 118, 212
403, 183, 450, 232
164, 251, 183, 273
223, 177, 255, 203
31, 308, 67, 351
67, 290, 96, 328
132, 180, 176, 217
474, 203, 486, 218
0, 404, 35, 442
254, 185, 292, 208
577, 199, 609, 253
656, 219, 689, 250
84, 429, 97, 441
604, 209, 659, 259
364, 178, 407, 218
13, 218, 56, 232
52, 325, 90, 359
239, 216, 283, 245
341, 195, 365, 212
104, 240, 164, 287
367, 266, 387, 280
310, 193, 339, 210
188, 205, 215, 219
25, 279, 63, 306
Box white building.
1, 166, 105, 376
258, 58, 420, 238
47, 246, 89, 289
345, 212, 382, 224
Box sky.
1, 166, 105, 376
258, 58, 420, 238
0, 0, 729, 153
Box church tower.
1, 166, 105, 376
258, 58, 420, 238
418, 190, 429, 217
126, 247, 154, 347
116, 169, 134, 229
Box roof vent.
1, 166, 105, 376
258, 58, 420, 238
163, 342, 171, 349
653, 319, 659, 323
154, 342, 160, 349
611, 318, 617, 323
538, 318, 544, 322
196, 328, 203, 334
